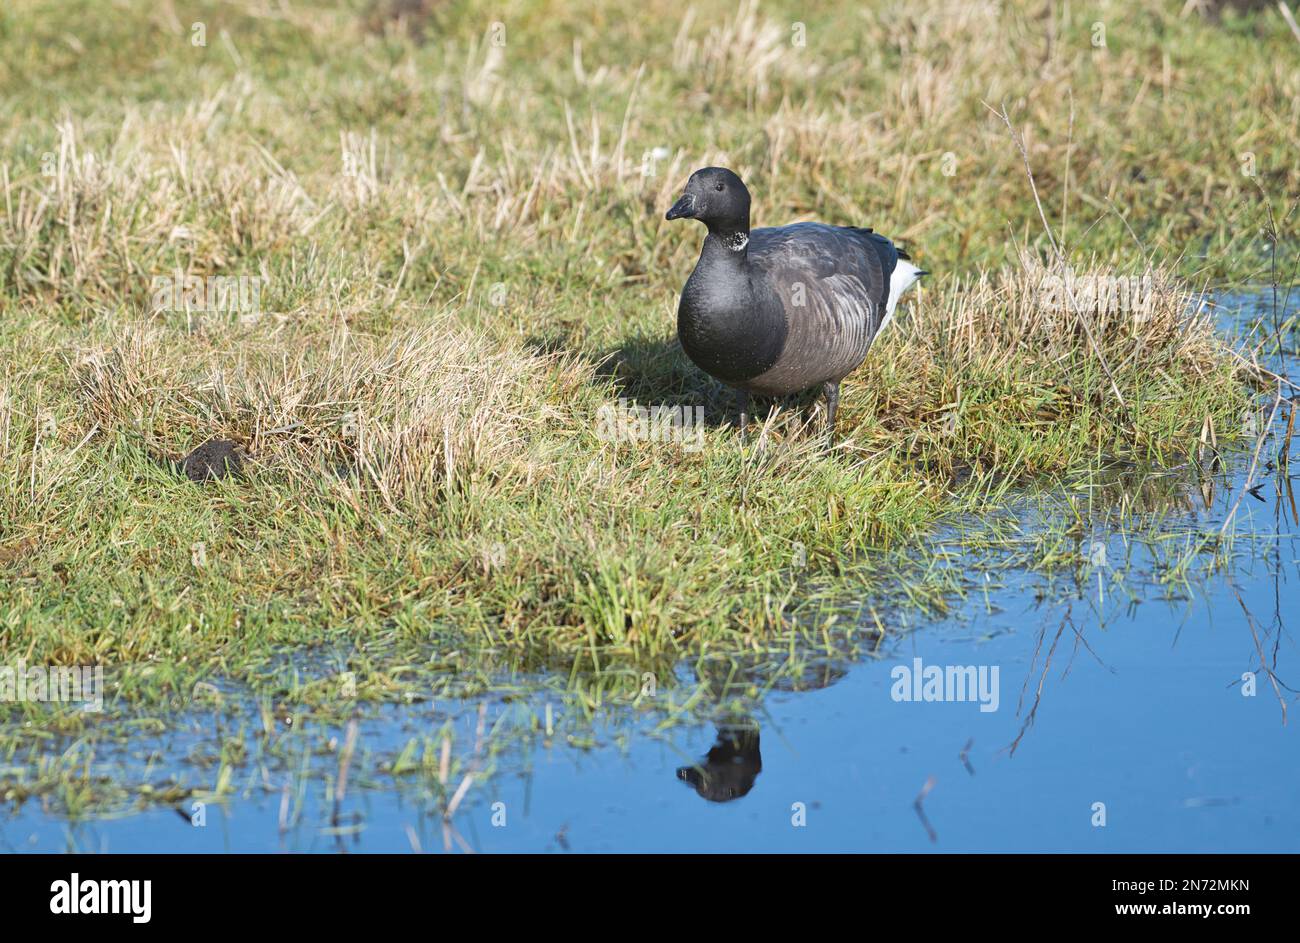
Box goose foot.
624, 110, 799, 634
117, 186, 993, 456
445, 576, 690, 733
822, 381, 840, 446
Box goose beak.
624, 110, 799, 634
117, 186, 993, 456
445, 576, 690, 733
665, 193, 697, 220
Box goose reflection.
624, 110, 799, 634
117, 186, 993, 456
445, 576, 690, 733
676, 718, 762, 803
674, 658, 849, 803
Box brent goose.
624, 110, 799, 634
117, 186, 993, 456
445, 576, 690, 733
665, 167, 925, 435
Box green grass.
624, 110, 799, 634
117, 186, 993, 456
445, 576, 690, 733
0, 0, 1292, 767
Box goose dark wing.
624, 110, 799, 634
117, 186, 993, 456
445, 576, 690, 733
744, 223, 894, 390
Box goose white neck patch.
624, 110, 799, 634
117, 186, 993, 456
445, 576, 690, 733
722, 232, 749, 252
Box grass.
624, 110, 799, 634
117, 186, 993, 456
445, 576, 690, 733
0, 0, 1295, 813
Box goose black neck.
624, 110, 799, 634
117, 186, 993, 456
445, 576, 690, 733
701, 228, 750, 263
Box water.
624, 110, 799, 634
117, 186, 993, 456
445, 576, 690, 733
3, 292, 1297, 853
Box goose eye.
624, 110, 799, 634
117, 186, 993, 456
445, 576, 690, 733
714, 183, 724, 191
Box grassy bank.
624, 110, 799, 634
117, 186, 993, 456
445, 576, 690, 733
0, 0, 1291, 725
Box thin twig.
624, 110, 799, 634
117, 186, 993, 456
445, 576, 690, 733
913, 775, 938, 843
1280, 3, 1300, 45
1227, 581, 1289, 724
1220, 380, 1284, 536
984, 100, 1128, 410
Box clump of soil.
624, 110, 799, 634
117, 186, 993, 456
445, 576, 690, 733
1194, 0, 1274, 16
181, 439, 244, 482
360, 0, 443, 42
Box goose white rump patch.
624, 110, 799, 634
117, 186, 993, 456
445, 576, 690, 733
880, 260, 925, 333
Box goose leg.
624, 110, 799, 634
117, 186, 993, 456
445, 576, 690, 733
736, 390, 750, 432
822, 381, 840, 442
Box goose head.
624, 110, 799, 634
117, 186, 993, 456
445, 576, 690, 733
665, 167, 751, 236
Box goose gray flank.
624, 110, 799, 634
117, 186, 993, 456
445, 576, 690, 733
665, 167, 926, 436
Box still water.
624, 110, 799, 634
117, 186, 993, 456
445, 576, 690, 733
3, 292, 1297, 852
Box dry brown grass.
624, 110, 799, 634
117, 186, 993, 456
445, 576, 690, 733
72, 310, 590, 509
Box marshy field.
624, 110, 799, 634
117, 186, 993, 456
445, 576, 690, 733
1, 0, 1298, 854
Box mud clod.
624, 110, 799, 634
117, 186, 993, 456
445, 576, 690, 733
181, 439, 243, 482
